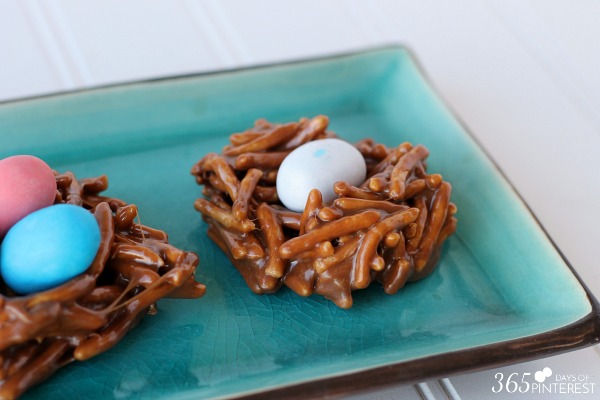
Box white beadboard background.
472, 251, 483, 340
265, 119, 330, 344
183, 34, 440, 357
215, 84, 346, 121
1, 1, 599, 399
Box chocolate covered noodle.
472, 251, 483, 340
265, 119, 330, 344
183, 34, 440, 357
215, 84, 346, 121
0, 172, 205, 399
191, 115, 456, 308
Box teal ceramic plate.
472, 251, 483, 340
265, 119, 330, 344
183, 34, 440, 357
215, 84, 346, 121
1, 47, 599, 400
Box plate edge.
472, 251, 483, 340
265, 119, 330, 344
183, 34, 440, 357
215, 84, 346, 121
0, 43, 408, 106
232, 306, 600, 400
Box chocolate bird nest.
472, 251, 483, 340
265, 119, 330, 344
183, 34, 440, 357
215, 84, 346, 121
0, 172, 205, 399
191, 115, 456, 308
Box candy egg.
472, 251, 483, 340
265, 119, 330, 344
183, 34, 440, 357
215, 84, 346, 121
0, 155, 57, 237
0, 204, 101, 294
276, 138, 367, 212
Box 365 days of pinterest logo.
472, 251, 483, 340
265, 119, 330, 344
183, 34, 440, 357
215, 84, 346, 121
492, 367, 596, 395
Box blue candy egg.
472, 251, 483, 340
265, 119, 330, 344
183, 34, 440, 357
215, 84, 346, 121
0, 204, 101, 294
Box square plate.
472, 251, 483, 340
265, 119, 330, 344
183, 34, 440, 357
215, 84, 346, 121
1, 47, 599, 400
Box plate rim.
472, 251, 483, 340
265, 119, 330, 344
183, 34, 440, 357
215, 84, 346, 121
2, 44, 599, 399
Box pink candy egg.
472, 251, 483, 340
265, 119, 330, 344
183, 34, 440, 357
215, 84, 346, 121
0, 155, 57, 237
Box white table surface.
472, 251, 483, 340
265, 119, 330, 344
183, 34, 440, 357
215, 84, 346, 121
2, 1, 599, 399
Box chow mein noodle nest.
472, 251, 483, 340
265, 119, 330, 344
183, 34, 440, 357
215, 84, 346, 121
191, 115, 456, 308
0, 172, 205, 399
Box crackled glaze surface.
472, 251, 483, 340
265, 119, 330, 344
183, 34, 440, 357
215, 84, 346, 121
0, 48, 594, 400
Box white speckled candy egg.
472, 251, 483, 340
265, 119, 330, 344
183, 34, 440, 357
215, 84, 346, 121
276, 138, 367, 212
0, 204, 101, 294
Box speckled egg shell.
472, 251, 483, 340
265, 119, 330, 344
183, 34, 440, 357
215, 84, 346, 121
276, 138, 367, 212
